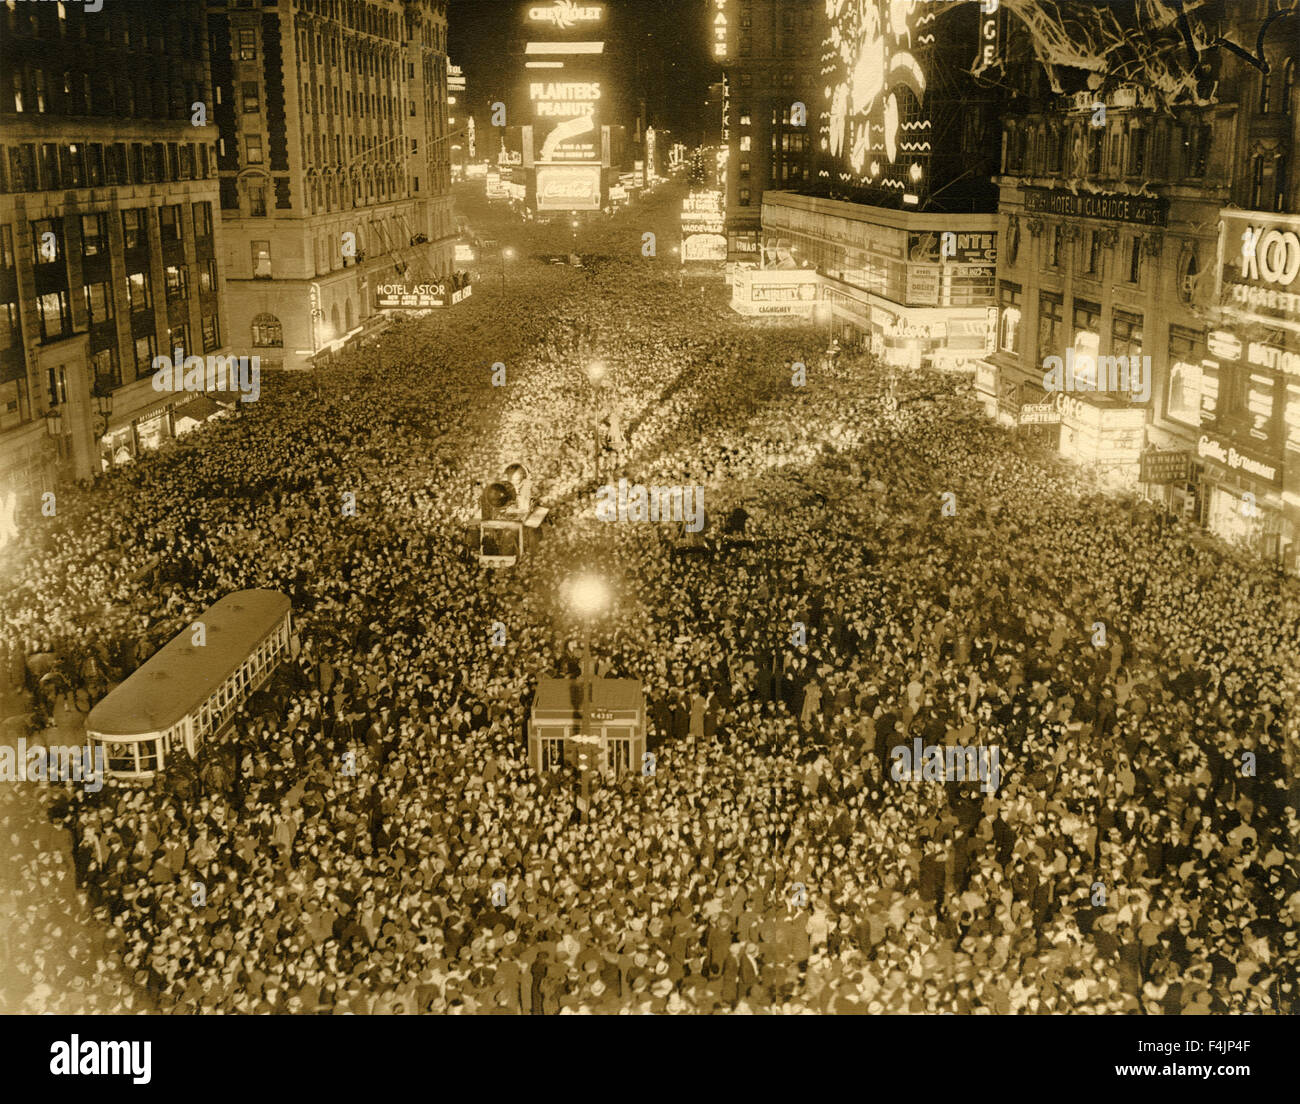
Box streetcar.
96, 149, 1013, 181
86, 590, 292, 781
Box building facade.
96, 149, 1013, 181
759, 192, 997, 367
714, 0, 822, 263
1, 0, 229, 493
978, 0, 1298, 567
208, 0, 455, 372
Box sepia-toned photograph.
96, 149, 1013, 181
0, 0, 1296, 1047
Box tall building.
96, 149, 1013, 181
507, 0, 628, 217
0, 0, 228, 494
207, 0, 455, 372
977, 0, 1299, 568
713, 0, 823, 262
725, 2, 1002, 364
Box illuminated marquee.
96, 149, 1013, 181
530, 81, 601, 118
820, 0, 932, 199
1219, 211, 1300, 334
537, 164, 601, 211
529, 1, 603, 28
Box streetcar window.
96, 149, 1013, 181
138, 739, 159, 772
106, 743, 136, 774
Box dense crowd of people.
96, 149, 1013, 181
1, 184, 1297, 1014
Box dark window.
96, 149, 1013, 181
199, 258, 218, 294
1112, 310, 1143, 362
134, 333, 156, 372
125, 270, 152, 312
202, 313, 220, 352
164, 264, 188, 302
81, 212, 107, 256
1037, 293, 1063, 362
159, 204, 181, 244
0, 226, 13, 269
239, 29, 256, 60
243, 82, 260, 113
192, 201, 213, 239
31, 218, 61, 264
122, 209, 143, 250
1128, 235, 1142, 284
84, 281, 114, 324
36, 290, 71, 340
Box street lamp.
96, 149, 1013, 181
501, 246, 515, 295
91, 381, 114, 439
585, 359, 607, 476
566, 573, 610, 818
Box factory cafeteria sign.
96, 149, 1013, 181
1018, 403, 1061, 425
1022, 186, 1168, 227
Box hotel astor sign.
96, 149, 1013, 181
1022, 186, 1168, 227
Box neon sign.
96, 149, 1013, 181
821, 0, 932, 197
529, 2, 603, 29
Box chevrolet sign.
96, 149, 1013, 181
529, 2, 603, 29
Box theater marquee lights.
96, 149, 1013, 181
821, 0, 933, 198
712, 0, 729, 60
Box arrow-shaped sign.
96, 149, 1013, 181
540, 114, 595, 162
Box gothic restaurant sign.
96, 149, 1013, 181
1022, 186, 1168, 228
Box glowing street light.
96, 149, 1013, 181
566, 572, 609, 818
585, 359, 607, 386
500, 245, 515, 295
567, 573, 610, 620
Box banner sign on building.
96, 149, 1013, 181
376, 280, 472, 310
909, 230, 997, 266
973, 0, 1001, 75
730, 269, 818, 316
905, 265, 940, 306
1218, 211, 1300, 334
1196, 431, 1281, 485
536, 164, 601, 210
1022, 186, 1168, 227
1140, 449, 1192, 484
1018, 403, 1061, 425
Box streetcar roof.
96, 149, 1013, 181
87, 590, 291, 737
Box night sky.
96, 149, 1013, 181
449, 0, 716, 144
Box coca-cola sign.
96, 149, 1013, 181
536, 165, 601, 211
